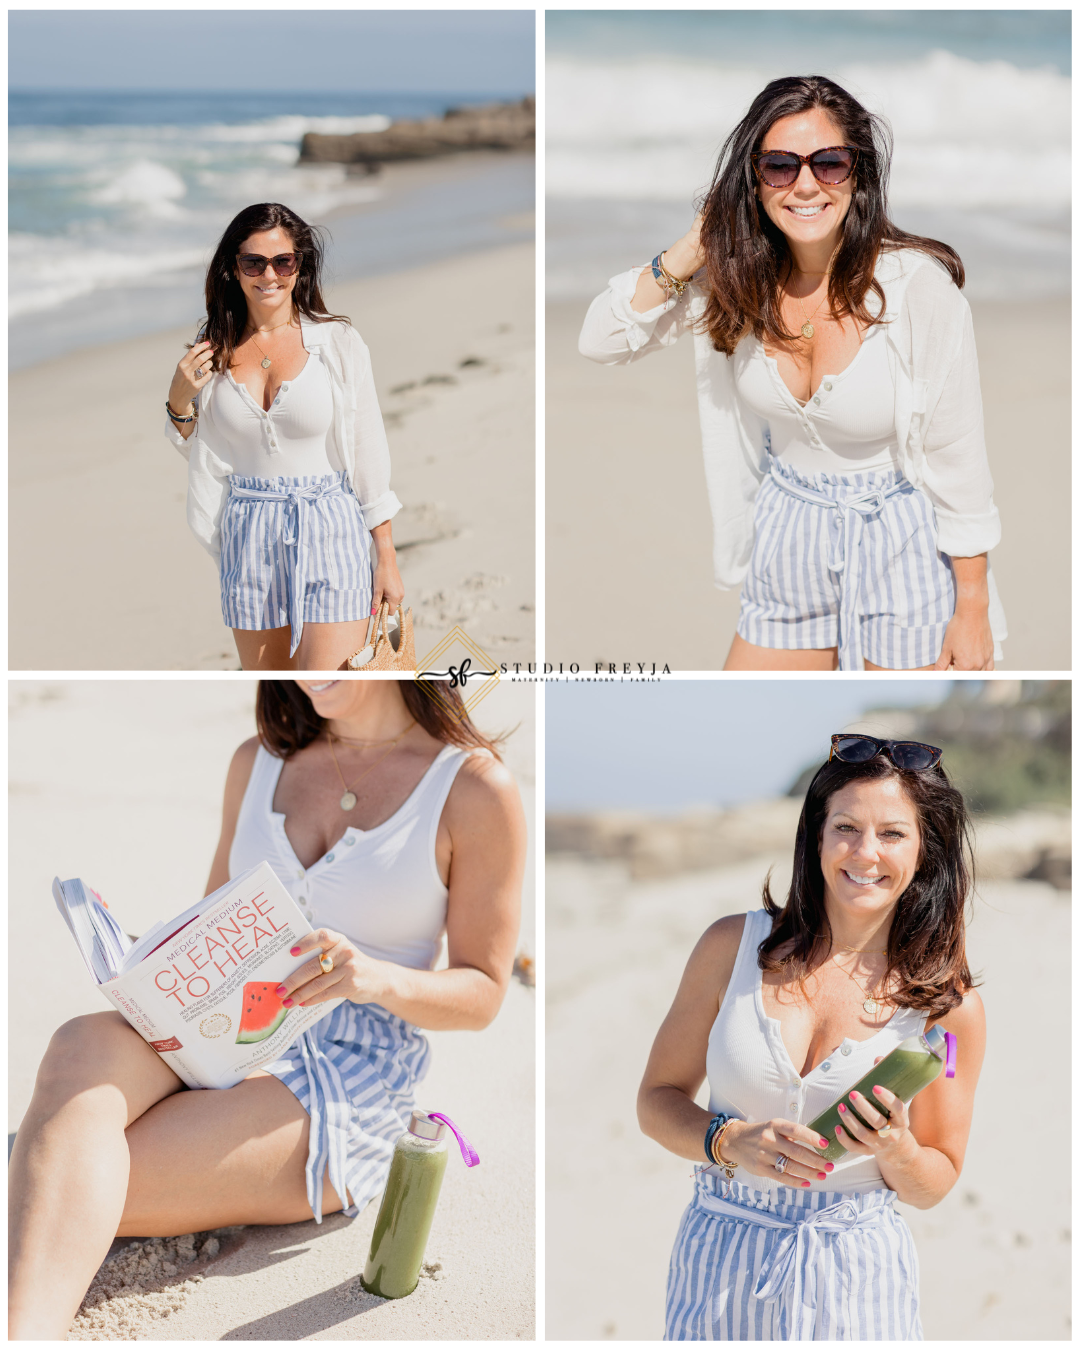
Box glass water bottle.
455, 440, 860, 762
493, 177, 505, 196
809, 1024, 957, 1162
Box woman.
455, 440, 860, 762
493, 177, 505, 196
165, 202, 403, 671
9, 679, 525, 1339
638, 733, 985, 1340
579, 76, 1006, 672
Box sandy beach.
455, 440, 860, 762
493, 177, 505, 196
545, 296, 1069, 671
10, 217, 534, 671
545, 833, 1070, 1340
9, 679, 535, 1339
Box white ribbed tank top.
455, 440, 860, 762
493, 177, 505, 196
706, 907, 926, 1194
229, 742, 474, 970
206, 352, 339, 478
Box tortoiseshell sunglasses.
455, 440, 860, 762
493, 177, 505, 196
829, 734, 943, 771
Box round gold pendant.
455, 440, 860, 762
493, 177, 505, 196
261, 357, 272, 369
863, 998, 880, 1015
801, 322, 815, 339
340, 791, 357, 811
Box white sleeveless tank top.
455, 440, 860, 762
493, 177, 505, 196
229, 742, 474, 970
706, 907, 926, 1194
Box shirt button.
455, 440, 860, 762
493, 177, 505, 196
326, 852, 335, 863
789, 1102, 798, 1113
345, 836, 355, 846
822, 1061, 832, 1071
823, 381, 833, 391
813, 395, 821, 405
296, 869, 305, 879
841, 1045, 852, 1056
273, 398, 280, 405
791, 1079, 800, 1088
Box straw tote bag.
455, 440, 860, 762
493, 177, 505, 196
345, 598, 415, 672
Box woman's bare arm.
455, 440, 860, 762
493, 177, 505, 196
637, 915, 744, 1160
204, 737, 260, 895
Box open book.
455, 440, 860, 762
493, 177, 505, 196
53, 860, 343, 1090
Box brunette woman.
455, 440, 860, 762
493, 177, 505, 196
9, 679, 525, 1339
580, 76, 1005, 671
639, 734, 985, 1339
165, 202, 402, 671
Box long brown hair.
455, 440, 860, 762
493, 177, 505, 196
759, 752, 977, 1018
255, 681, 506, 761
698, 75, 965, 355
198, 202, 347, 374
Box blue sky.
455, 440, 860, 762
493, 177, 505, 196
9, 10, 536, 94
546, 679, 958, 811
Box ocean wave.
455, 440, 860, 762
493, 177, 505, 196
547, 49, 1070, 212
8, 234, 209, 317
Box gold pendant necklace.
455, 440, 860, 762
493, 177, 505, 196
831, 946, 888, 1016
245, 319, 291, 371
326, 723, 416, 812
792, 266, 830, 340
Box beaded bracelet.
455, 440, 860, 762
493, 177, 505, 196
166, 400, 197, 425
650, 251, 689, 298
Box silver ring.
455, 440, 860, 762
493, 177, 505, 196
194, 367, 204, 378
877, 1125, 893, 1138
774, 1153, 788, 1174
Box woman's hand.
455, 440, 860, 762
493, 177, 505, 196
934, 608, 994, 670
831, 1084, 917, 1163
369, 522, 404, 617
721, 1116, 836, 1187
168, 340, 217, 424
630, 212, 707, 313
277, 927, 389, 1009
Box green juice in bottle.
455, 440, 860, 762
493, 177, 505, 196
361, 1110, 478, 1299
809, 1024, 956, 1162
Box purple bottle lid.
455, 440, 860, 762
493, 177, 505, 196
944, 1031, 956, 1079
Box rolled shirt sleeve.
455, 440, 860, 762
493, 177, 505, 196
343, 326, 402, 530
579, 266, 694, 364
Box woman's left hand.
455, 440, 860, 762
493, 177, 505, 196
276, 928, 388, 1008
832, 1083, 914, 1159
933, 609, 994, 671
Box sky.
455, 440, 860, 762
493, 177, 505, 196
8, 10, 536, 94
546, 679, 960, 811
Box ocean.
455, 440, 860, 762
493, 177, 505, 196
10, 90, 535, 367
546, 10, 1071, 301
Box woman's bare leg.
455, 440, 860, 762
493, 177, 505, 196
297, 619, 378, 672
9, 1013, 185, 1339
232, 627, 295, 671
723, 633, 838, 670
9, 1013, 344, 1340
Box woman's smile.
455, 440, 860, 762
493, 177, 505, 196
819, 777, 921, 913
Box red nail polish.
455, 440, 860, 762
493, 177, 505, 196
289, 946, 301, 956
275, 985, 288, 997
849, 1092, 858, 1101
839, 1103, 847, 1113
819, 1139, 828, 1148
282, 998, 294, 1007
817, 1172, 827, 1180
826, 1163, 835, 1171
802, 1181, 810, 1188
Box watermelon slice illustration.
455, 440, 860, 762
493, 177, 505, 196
235, 982, 290, 1044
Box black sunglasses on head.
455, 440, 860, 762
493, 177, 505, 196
829, 733, 943, 772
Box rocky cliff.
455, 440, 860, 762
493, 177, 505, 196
299, 97, 534, 169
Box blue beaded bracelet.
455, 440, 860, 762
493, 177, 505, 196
704, 1112, 732, 1166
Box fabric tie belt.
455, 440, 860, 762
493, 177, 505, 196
768, 462, 910, 671
696, 1187, 895, 1340
229, 476, 349, 656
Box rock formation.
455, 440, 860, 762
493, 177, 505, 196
299, 97, 534, 169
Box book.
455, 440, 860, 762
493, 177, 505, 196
53, 859, 343, 1089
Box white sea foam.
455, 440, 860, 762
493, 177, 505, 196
547, 49, 1070, 213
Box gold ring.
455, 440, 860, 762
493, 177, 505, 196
319, 952, 334, 975
877, 1125, 893, 1138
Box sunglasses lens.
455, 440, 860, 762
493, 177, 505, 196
757, 154, 800, 187
238, 256, 265, 276
889, 743, 937, 770
273, 254, 299, 275
833, 736, 879, 763
811, 149, 854, 184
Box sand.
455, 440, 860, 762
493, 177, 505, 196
545, 844, 1070, 1340
9, 234, 534, 672
545, 296, 1069, 671
8, 678, 535, 1340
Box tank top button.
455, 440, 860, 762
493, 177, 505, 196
823, 381, 833, 391
822, 1061, 831, 1071
345, 836, 355, 846
841, 1045, 852, 1056
326, 852, 335, 863
789, 1102, 798, 1113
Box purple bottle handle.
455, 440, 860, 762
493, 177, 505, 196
430, 1113, 480, 1167
944, 1031, 956, 1079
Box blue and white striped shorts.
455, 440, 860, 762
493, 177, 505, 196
263, 1001, 430, 1222
737, 460, 955, 671
665, 1175, 922, 1341
219, 471, 373, 657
